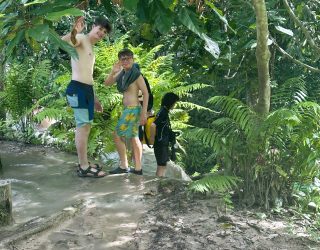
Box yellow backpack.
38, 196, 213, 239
141, 115, 156, 147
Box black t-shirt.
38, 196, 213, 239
154, 107, 170, 146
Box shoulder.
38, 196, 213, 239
156, 108, 169, 120
76, 33, 86, 39
77, 34, 90, 45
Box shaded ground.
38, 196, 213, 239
131, 181, 320, 250
0, 141, 319, 250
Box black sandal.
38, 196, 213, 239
77, 166, 106, 178
77, 162, 102, 172
89, 162, 103, 170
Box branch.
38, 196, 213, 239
224, 55, 245, 79
271, 37, 320, 73
282, 0, 320, 55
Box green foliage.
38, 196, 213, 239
180, 138, 217, 175
187, 95, 320, 209
292, 178, 320, 213
272, 77, 308, 109
1, 58, 51, 119
189, 173, 240, 194
1, 35, 206, 156
0, 0, 80, 60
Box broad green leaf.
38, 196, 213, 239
0, 0, 12, 13
155, 11, 174, 34
6, 30, 24, 58
275, 25, 293, 37
45, 8, 83, 21
27, 24, 49, 42
205, 0, 236, 34
178, 7, 220, 58
29, 0, 78, 15
160, 0, 173, 9
136, 0, 150, 21
177, 7, 201, 36
48, 29, 78, 59
24, 0, 48, 7
123, 0, 139, 12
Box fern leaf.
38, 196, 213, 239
189, 174, 240, 193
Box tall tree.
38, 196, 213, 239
252, 0, 271, 115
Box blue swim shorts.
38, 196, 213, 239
66, 80, 94, 128
115, 106, 141, 138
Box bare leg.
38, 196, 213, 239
156, 165, 166, 177
114, 132, 128, 169
76, 124, 105, 176
131, 137, 142, 171
75, 124, 91, 168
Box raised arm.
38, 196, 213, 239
136, 75, 149, 125
61, 16, 85, 47
104, 61, 122, 86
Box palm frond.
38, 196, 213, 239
189, 174, 240, 193
208, 96, 259, 136
272, 77, 307, 108
31, 60, 51, 86
177, 101, 215, 112
186, 128, 224, 152
138, 44, 163, 67
33, 107, 70, 122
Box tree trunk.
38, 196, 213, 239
0, 181, 13, 226
0, 53, 6, 121
252, 0, 271, 115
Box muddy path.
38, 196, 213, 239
0, 141, 319, 249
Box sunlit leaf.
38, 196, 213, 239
201, 33, 220, 59
24, 0, 48, 7
275, 25, 294, 36
45, 8, 83, 21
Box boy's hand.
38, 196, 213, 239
94, 100, 103, 113
111, 61, 122, 75
73, 16, 85, 33
71, 16, 85, 45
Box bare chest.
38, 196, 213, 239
78, 43, 95, 61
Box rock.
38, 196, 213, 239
166, 161, 191, 181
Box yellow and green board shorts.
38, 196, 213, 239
116, 106, 141, 138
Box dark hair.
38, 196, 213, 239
94, 17, 112, 33
118, 48, 134, 59
161, 92, 179, 109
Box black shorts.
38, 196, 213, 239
154, 145, 169, 166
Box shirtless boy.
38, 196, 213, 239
105, 48, 149, 175
62, 16, 111, 177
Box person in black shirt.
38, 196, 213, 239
150, 92, 179, 177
